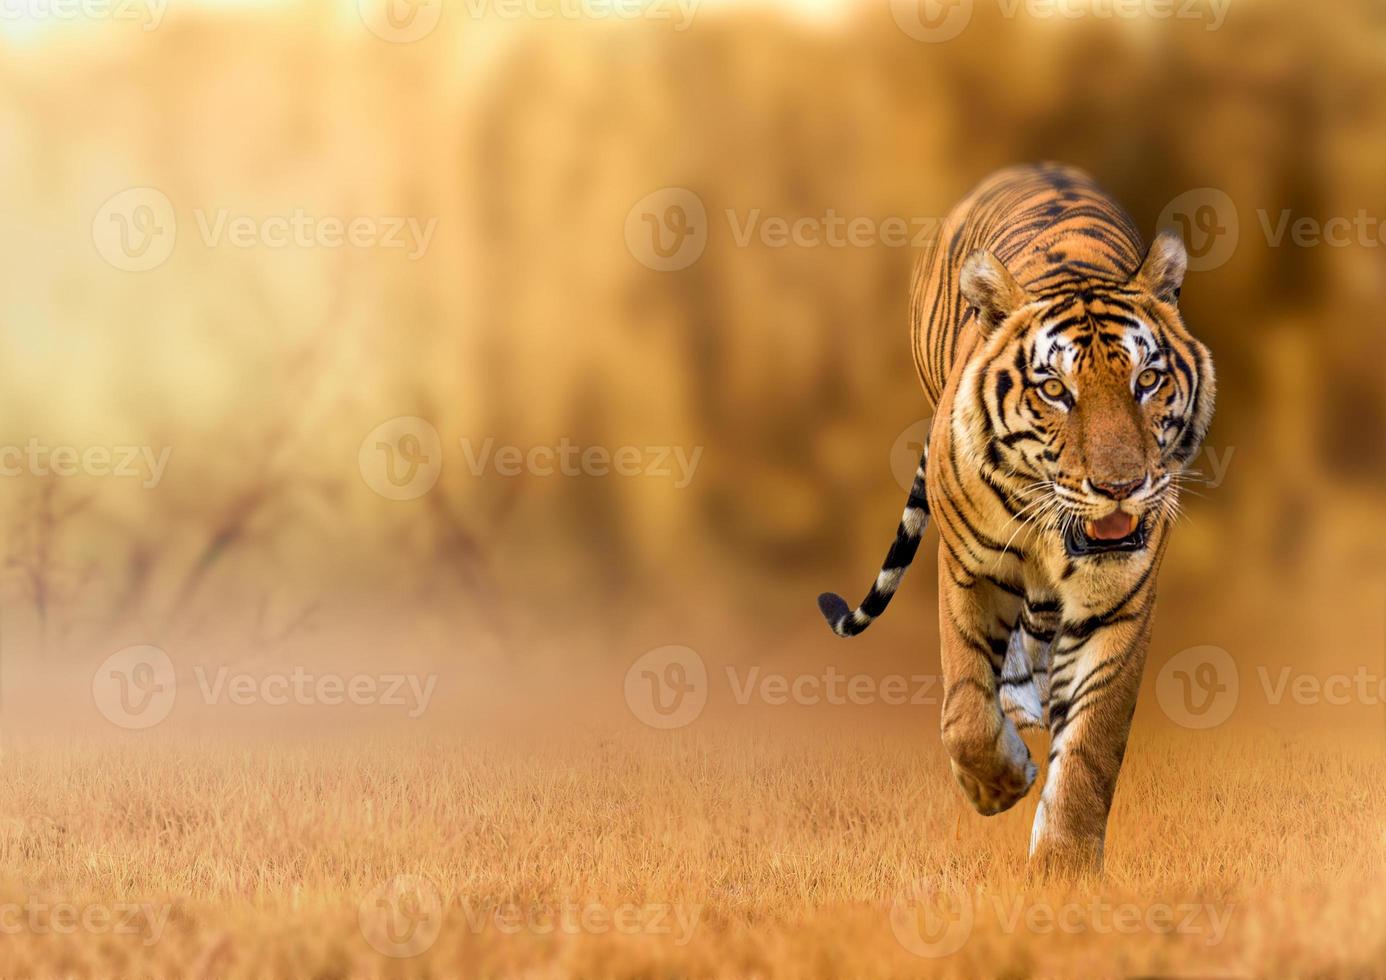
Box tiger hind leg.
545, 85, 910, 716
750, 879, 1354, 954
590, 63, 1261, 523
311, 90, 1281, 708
999, 628, 1045, 730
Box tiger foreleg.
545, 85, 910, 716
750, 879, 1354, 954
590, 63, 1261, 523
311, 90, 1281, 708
1028, 607, 1151, 877
937, 552, 1037, 816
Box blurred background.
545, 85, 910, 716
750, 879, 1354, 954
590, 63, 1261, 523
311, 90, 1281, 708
0, 0, 1381, 730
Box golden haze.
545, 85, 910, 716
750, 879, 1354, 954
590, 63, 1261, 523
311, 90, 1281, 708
0, 0, 1382, 976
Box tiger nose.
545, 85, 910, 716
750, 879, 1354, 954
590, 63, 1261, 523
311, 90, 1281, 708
1091, 476, 1145, 500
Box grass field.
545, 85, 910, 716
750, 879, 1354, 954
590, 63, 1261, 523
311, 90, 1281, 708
0, 719, 1381, 978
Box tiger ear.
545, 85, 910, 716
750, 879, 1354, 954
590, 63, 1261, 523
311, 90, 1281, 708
1134, 230, 1188, 304
961, 250, 1028, 334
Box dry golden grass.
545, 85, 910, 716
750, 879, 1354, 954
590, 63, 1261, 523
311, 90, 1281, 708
0, 721, 1381, 978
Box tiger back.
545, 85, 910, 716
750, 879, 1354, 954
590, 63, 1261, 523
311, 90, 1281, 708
911, 164, 1146, 406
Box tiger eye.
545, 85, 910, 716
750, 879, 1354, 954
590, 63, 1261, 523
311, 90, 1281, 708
1137, 368, 1161, 390
1040, 378, 1067, 400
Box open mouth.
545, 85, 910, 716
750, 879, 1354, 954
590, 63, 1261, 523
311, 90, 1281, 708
1063, 510, 1147, 557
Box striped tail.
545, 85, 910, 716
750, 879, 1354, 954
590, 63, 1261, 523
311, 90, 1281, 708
817, 443, 931, 637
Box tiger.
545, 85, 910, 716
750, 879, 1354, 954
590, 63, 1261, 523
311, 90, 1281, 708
817, 163, 1215, 876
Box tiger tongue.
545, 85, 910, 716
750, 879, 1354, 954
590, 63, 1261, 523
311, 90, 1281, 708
1086, 511, 1138, 541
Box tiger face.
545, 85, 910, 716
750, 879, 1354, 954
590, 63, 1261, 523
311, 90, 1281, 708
959, 231, 1216, 558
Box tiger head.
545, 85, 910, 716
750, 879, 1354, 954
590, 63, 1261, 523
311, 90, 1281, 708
958, 231, 1216, 557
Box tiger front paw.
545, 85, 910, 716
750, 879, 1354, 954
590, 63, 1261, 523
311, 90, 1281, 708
949, 754, 1037, 815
